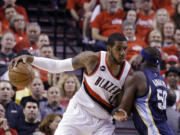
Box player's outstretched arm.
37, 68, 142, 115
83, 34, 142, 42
10, 51, 98, 73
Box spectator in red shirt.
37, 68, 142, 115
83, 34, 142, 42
13, 22, 41, 55
58, 74, 80, 108
162, 0, 180, 18
91, 0, 125, 51
10, 14, 27, 43
162, 27, 179, 56
136, 0, 155, 40
66, 0, 90, 22
152, 0, 171, 10
0, 103, 18, 135
122, 20, 146, 62
1, 5, 17, 33
0, 0, 29, 23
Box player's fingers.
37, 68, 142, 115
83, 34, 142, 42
13, 58, 19, 68
14, 56, 24, 67
9, 60, 15, 70
113, 109, 128, 122
113, 115, 123, 122
22, 57, 26, 64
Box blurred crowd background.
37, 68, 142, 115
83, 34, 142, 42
0, 0, 179, 135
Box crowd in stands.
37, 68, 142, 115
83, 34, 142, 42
0, 0, 179, 134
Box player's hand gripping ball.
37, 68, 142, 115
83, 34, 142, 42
8, 61, 35, 88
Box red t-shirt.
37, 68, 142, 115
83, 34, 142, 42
162, 45, 178, 56
136, 12, 155, 40
126, 36, 147, 61
66, 0, 90, 10
60, 100, 70, 108
91, 10, 125, 37
152, 0, 171, 10
13, 40, 39, 54
164, 5, 175, 18
13, 31, 28, 43
1, 19, 10, 33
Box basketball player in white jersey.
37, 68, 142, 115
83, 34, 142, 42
10, 33, 131, 135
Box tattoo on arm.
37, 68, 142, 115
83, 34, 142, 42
72, 51, 98, 70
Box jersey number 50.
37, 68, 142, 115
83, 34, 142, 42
157, 89, 167, 110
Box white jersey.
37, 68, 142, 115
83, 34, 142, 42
73, 51, 131, 119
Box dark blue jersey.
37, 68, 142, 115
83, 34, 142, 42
133, 68, 174, 135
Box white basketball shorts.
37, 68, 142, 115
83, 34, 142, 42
54, 98, 115, 135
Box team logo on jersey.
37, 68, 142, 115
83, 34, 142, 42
100, 65, 106, 71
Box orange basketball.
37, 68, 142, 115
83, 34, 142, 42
8, 62, 35, 88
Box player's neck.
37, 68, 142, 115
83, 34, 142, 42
107, 56, 122, 77
107, 57, 121, 69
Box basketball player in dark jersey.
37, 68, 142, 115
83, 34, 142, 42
114, 47, 174, 135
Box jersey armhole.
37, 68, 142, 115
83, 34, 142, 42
85, 51, 101, 76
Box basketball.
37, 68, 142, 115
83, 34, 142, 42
8, 62, 35, 88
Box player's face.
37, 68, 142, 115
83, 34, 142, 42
49, 116, 61, 131
133, 55, 145, 70
108, 41, 127, 65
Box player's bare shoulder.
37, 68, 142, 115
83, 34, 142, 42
72, 51, 99, 70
